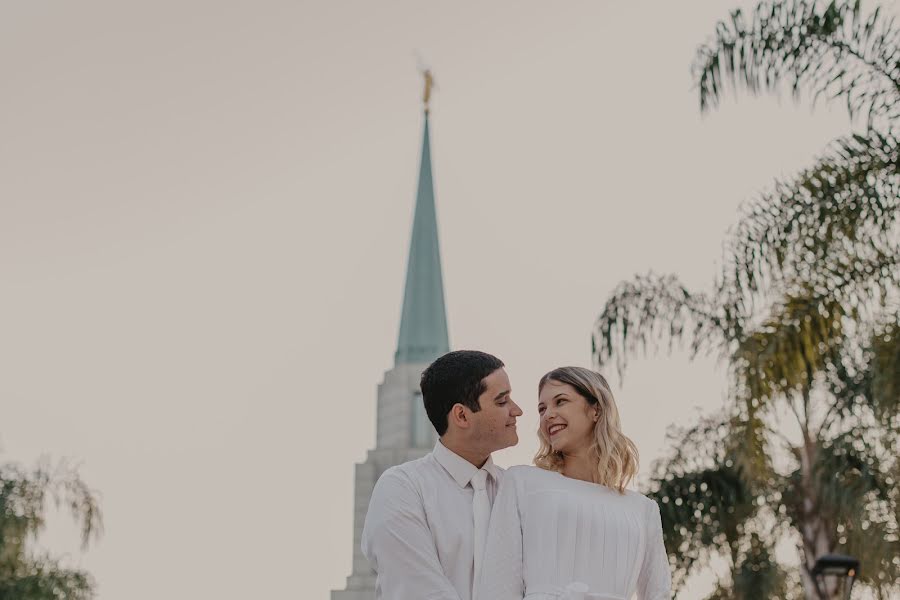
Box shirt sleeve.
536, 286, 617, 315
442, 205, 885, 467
474, 471, 524, 600
636, 499, 672, 600
361, 469, 463, 600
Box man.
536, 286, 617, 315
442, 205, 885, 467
361, 350, 523, 600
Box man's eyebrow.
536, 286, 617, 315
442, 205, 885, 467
494, 389, 511, 400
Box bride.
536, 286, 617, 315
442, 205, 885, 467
475, 367, 672, 600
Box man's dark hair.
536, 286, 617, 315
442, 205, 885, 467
420, 350, 505, 436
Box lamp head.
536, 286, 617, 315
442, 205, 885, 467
811, 553, 860, 578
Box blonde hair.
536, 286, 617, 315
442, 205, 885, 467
534, 367, 639, 493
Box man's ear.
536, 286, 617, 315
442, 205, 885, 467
447, 403, 471, 429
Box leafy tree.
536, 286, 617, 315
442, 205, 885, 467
593, 1, 898, 598
0, 458, 102, 600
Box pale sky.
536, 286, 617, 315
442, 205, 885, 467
3, 1, 893, 599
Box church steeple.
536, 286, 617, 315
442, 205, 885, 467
331, 76, 448, 600
394, 102, 449, 365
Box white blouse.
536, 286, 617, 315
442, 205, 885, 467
475, 465, 671, 600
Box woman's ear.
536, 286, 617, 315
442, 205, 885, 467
593, 410, 600, 422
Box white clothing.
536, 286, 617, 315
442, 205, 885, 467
361, 440, 503, 600
471, 468, 492, 584
476, 465, 672, 600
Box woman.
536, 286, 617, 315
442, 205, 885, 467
476, 367, 671, 600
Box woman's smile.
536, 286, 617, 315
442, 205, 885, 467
548, 424, 567, 437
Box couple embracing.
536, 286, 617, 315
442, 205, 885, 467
362, 350, 672, 600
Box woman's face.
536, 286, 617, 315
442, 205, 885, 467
538, 380, 598, 455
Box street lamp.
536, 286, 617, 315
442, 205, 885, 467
812, 553, 859, 600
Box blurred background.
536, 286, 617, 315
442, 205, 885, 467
1, 1, 897, 599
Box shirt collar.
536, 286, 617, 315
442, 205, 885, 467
433, 439, 501, 487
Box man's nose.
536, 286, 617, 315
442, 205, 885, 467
511, 401, 523, 416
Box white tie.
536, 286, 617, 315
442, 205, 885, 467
471, 468, 491, 585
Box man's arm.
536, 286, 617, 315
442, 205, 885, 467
361, 469, 463, 600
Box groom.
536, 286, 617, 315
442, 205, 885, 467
361, 350, 523, 600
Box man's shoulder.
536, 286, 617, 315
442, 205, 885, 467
376, 454, 437, 487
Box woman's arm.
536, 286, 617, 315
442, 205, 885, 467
636, 499, 672, 600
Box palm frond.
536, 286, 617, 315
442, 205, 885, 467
651, 465, 755, 590
724, 403, 776, 487
827, 318, 900, 427
730, 533, 795, 599
592, 273, 737, 377
727, 132, 900, 304
0, 554, 94, 600
645, 415, 759, 590
869, 319, 900, 420
694, 0, 900, 130
815, 432, 891, 521
816, 432, 899, 595
0, 459, 102, 558
841, 510, 900, 595
732, 292, 845, 403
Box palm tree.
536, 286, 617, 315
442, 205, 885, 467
0, 457, 102, 600
593, 1, 899, 598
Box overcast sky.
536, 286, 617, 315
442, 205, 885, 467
3, 1, 894, 599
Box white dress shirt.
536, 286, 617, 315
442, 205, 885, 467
476, 466, 672, 600
361, 440, 503, 600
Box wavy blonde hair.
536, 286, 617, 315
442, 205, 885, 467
534, 367, 639, 493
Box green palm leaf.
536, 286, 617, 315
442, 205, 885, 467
827, 319, 900, 427
730, 533, 795, 599
592, 273, 737, 377
727, 132, 900, 304
869, 320, 900, 420
733, 293, 846, 402
814, 433, 898, 594
0, 459, 101, 600
700, 535, 797, 600
646, 415, 760, 589
0, 555, 94, 600
694, 0, 900, 130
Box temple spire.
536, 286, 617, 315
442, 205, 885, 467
395, 88, 449, 365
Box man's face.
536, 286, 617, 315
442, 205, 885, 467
471, 368, 523, 452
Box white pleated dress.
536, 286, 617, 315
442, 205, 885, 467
475, 465, 671, 600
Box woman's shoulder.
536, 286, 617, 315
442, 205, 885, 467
623, 489, 662, 515
503, 464, 561, 484
505, 464, 545, 478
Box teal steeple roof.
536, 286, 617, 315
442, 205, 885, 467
395, 111, 449, 365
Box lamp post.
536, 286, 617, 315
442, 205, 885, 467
811, 554, 859, 600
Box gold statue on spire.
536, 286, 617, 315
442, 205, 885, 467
422, 69, 435, 113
